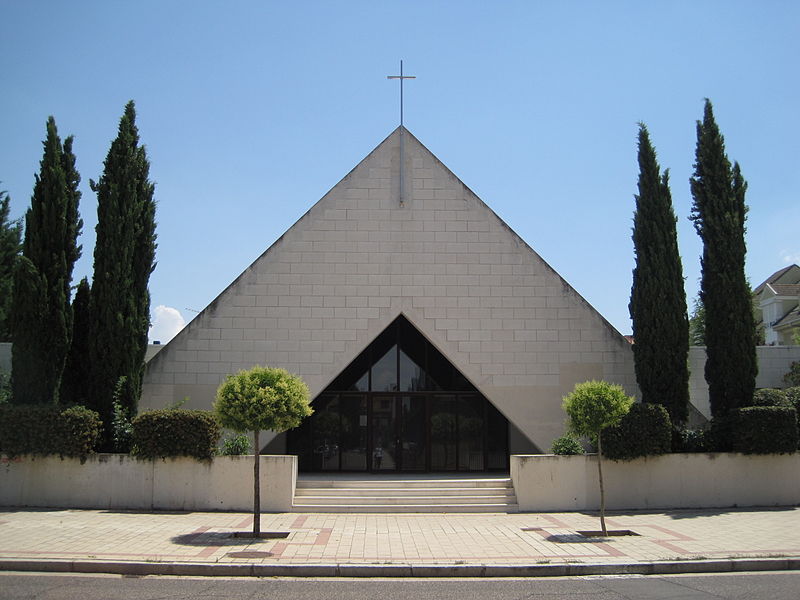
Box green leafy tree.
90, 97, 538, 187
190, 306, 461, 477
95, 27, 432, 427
629, 124, 689, 425
691, 288, 764, 346
11, 118, 82, 404
60, 277, 91, 406
690, 99, 757, 418
89, 101, 157, 445
562, 380, 633, 535
215, 366, 312, 537
784, 362, 800, 387
0, 186, 22, 342
688, 295, 706, 346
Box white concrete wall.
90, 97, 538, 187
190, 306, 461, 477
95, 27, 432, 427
511, 453, 800, 512
0, 454, 297, 513
689, 346, 800, 419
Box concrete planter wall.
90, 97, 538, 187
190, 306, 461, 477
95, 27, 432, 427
511, 453, 800, 512
0, 454, 297, 513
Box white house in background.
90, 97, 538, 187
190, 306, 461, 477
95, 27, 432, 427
754, 264, 800, 346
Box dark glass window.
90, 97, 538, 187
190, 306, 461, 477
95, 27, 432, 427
326, 316, 472, 393
286, 316, 510, 472
372, 345, 398, 391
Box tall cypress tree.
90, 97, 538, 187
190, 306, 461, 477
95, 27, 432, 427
89, 101, 157, 445
0, 187, 22, 342
11, 118, 82, 404
629, 124, 689, 425
690, 99, 756, 418
60, 277, 92, 406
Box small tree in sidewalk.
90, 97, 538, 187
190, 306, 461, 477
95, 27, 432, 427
562, 380, 634, 536
214, 366, 312, 537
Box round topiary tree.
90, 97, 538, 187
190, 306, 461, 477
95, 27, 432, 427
214, 366, 312, 537
562, 380, 634, 536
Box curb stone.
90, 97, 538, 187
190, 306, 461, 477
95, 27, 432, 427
1, 557, 799, 578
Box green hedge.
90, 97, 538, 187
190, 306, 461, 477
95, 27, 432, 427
750, 388, 790, 407
0, 404, 102, 461
671, 427, 709, 453
550, 434, 585, 455
730, 406, 798, 454
786, 387, 800, 449
601, 402, 671, 461
131, 409, 220, 460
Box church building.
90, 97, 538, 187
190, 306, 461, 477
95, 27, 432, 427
141, 127, 638, 472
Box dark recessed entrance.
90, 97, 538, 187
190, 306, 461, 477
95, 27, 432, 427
287, 316, 509, 472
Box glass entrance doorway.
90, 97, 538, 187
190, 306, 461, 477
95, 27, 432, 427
371, 395, 426, 472
287, 316, 509, 473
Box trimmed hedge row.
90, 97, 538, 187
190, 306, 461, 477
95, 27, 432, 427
0, 404, 102, 461
131, 409, 221, 460
601, 402, 671, 461
751, 388, 792, 407
730, 406, 798, 455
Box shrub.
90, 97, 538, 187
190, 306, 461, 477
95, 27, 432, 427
0, 369, 10, 404
0, 404, 102, 461
730, 406, 798, 454
750, 388, 790, 407
550, 434, 584, 455
781, 387, 800, 449
601, 402, 671, 461
111, 377, 133, 453
220, 433, 251, 456
131, 409, 221, 460
784, 361, 800, 387
784, 386, 800, 409
57, 406, 103, 460
671, 427, 708, 453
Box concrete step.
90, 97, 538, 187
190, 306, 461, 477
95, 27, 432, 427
294, 486, 514, 497
295, 478, 512, 489
293, 494, 516, 505
292, 476, 517, 513
290, 503, 520, 513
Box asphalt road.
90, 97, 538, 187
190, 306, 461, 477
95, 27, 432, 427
2, 571, 800, 599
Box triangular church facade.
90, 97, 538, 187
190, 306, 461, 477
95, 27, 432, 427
141, 127, 637, 469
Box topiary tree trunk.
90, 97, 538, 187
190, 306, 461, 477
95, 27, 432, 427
214, 366, 313, 537
562, 380, 634, 536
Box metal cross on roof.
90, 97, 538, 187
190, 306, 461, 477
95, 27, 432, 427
387, 60, 416, 126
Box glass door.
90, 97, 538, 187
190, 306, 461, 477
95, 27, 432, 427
399, 396, 426, 471
371, 395, 397, 471
340, 394, 367, 470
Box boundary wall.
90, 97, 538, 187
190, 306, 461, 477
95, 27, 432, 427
511, 453, 800, 512
688, 346, 800, 418
0, 454, 296, 512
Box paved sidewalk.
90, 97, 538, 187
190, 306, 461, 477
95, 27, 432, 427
1, 506, 799, 577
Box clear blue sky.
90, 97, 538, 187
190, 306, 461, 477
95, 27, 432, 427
2, 1, 798, 340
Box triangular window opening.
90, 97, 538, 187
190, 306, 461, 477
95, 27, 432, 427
328, 315, 472, 393
288, 316, 508, 473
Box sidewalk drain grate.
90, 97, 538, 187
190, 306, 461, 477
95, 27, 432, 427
577, 530, 640, 537
230, 531, 290, 539
226, 551, 274, 558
